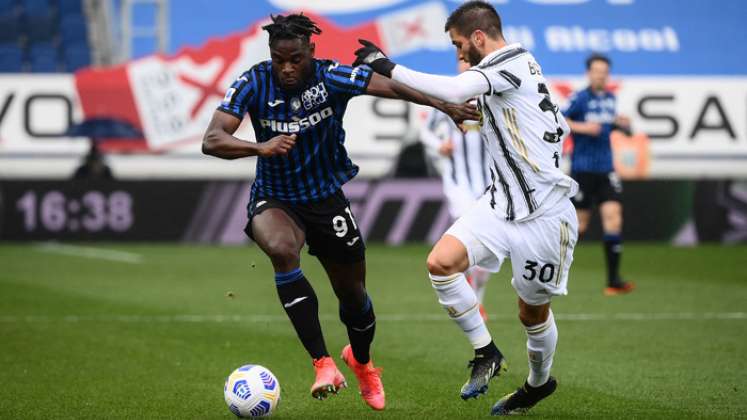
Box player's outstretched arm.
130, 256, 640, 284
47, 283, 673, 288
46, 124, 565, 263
365, 73, 480, 124
202, 110, 296, 160
354, 39, 489, 104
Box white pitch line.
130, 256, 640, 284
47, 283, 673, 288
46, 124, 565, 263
35, 243, 144, 264
0, 312, 745, 324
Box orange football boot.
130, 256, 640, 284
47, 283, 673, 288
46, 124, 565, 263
341, 344, 385, 410
310, 356, 347, 400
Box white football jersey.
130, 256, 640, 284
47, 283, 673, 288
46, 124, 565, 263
469, 43, 578, 222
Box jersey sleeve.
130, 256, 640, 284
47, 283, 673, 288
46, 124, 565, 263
467, 66, 523, 95
562, 92, 583, 121
391, 65, 489, 103
323, 63, 373, 97
217, 71, 255, 119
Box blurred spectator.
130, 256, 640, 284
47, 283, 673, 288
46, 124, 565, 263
73, 141, 114, 179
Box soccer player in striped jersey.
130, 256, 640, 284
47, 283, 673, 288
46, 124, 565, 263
420, 59, 492, 321
355, 1, 579, 415
202, 13, 478, 411
563, 53, 635, 296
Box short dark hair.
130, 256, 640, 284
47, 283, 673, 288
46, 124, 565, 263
586, 53, 611, 70
262, 13, 322, 46
444, 0, 503, 39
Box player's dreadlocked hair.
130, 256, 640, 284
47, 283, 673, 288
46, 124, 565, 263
262, 13, 322, 45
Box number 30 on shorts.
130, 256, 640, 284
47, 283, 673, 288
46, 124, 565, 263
332, 207, 358, 238
522, 260, 556, 283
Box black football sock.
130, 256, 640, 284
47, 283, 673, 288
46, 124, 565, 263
275, 269, 328, 360
339, 294, 376, 364
475, 340, 503, 359
603, 234, 623, 286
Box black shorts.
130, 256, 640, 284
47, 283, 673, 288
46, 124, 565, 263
570, 171, 623, 210
244, 190, 365, 263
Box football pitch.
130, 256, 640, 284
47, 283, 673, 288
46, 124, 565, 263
1, 243, 745, 419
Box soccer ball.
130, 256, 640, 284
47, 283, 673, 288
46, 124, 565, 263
224, 365, 281, 417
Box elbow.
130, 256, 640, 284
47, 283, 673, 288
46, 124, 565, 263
202, 131, 219, 157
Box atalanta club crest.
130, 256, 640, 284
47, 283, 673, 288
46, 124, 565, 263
291, 97, 302, 112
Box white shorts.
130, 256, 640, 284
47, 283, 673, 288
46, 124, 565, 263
444, 193, 578, 305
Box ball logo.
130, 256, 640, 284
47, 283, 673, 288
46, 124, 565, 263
259, 371, 277, 391
233, 379, 252, 400
302, 82, 328, 110
249, 400, 271, 417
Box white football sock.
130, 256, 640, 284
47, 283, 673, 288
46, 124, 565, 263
525, 310, 557, 387
429, 272, 492, 349
466, 266, 490, 304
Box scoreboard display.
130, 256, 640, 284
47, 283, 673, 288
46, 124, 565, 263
0, 181, 204, 241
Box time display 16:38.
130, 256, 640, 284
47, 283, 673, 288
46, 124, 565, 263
16, 190, 134, 233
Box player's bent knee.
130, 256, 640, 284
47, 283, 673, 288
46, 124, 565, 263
426, 252, 459, 276
264, 240, 300, 268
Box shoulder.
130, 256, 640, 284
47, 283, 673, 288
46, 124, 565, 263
476, 45, 529, 70
248, 60, 272, 78
316, 59, 343, 75
229, 61, 270, 89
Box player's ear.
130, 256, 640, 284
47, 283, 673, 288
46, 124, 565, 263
472, 30, 484, 48
308, 42, 316, 58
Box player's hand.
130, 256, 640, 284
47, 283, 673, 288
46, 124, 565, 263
258, 134, 296, 157
585, 122, 602, 136
613, 115, 632, 135
353, 39, 396, 78
440, 101, 480, 125
438, 139, 454, 157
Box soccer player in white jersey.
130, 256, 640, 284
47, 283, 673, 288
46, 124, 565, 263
354, 1, 578, 415
420, 59, 492, 320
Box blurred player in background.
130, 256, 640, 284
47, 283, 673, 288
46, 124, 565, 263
420, 59, 491, 320
355, 1, 578, 415
563, 53, 634, 296
202, 13, 477, 411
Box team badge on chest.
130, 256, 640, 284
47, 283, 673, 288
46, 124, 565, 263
290, 97, 302, 112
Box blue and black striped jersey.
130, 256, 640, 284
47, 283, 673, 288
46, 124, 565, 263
562, 87, 617, 173
218, 59, 373, 203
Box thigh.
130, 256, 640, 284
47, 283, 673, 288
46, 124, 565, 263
509, 200, 578, 305
249, 199, 306, 272
303, 190, 366, 264
443, 194, 509, 273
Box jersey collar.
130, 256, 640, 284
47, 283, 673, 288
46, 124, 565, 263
476, 43, 523, 67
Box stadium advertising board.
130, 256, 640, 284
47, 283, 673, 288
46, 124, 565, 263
1, 179, 744, 244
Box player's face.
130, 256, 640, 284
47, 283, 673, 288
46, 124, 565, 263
587, 60, 610, 92
270, 38, 315, 91
448, 28, 483, 67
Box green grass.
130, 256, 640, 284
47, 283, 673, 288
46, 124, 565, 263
1, 243, 746, 419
